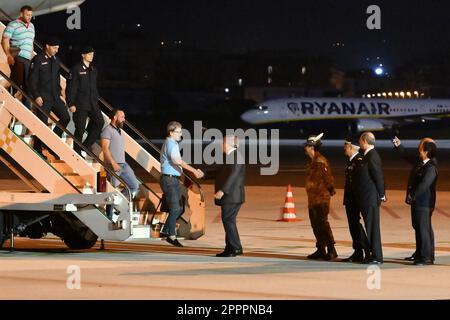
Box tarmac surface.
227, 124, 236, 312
0, 145, 449, 300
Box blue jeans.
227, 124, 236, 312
160, 175, 183, 237
107, 163, 139, 219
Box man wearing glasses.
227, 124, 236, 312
160, 121, 204, 247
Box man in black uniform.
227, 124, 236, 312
214, 135, 246, 257
393, 137, 437, 265
66, 46, 104, 155
357, 132, 386, 264
28, 37, 70, 158
342, 138, 369, 263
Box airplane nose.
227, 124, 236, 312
240, 110, 254, 123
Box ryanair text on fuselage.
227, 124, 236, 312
287, 101, 390, 116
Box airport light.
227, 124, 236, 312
374, 67, 384, 75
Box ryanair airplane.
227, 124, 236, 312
240, 98, 450, 134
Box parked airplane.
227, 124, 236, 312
0, 0, 85, 17
240, 97, 450, 134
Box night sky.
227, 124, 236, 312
34, 0, 450, 71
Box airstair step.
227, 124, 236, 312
12, 122, 26, 136
130, 225, 152, 239
49, 160, 73, 173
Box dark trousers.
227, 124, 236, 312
11, 56, 31, 108
72, 106, 104, 154
360, 205, 383, 260
308, 203, 335, 248
345, 204, 369, 251
33, 98, 71, 154
220, 203, 242, 252
411, 206, 434, 261
160, 175, 184, 237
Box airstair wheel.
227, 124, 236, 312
63, 229, 98, 250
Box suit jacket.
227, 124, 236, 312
355, 148, 385, 208
395, 145, 437, 207
214, 150, 245, 205
29, 52, 63, 103
66, 62, 99, 109
343, 152, 363, 206
408, 160, 437, 208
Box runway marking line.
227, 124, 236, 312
435, 207, 450, 218
329, 208, 341, 220
381, 206, 401, 219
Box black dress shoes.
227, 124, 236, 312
413, 259, 434, 266
404, 254, 416, 261
307, 248, 327, 260
216, 248, 243, 257
165, 237, 184, 247
216, 251, 237, 257
363, 256, 383, 264
342, 250, 364, 263
367, 259, 383, 265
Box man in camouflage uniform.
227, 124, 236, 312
304, 133, 337, 260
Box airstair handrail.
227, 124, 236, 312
98, 97, 205, 196
0, 7, 204, 200
0, 69, 133, 208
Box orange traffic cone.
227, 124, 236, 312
278, 184, 300, 222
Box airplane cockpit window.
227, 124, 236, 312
257, 105, 269, 114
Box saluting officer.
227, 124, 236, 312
342, 138, 369, 263
28, 37, 70, 158
66, 46, 104, 155
393, 137, 437, 265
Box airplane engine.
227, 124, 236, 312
348, 119, 385, 134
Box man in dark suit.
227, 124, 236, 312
398, 139, 438, 266
392, 137, 436, 263
214, 135, 245, 257
342, 139, 370, 263
357, 132, 386, 264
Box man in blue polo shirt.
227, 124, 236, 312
160, 121, 204, 247
2, 5, 35, 100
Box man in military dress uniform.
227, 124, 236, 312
342, 138, 369, 262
